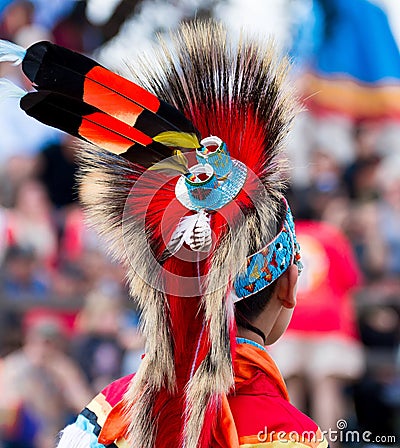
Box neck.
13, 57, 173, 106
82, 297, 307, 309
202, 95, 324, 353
236, 326, 265, 346
236, 297, 285, 347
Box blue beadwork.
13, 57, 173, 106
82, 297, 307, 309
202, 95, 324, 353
176, 159, 247, 211
236, 337, 267, 352
233, 200, 301, 300
184, 163, 221, 208
197, 138, 233, 179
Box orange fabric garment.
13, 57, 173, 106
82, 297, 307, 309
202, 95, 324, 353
89, 342, 326, 447
211, 342, 290, 447
227, 342, 327, 447
97, 342, 289, 446
234, 342, 289, 400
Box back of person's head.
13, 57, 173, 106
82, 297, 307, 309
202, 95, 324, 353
0, 19, 302, 448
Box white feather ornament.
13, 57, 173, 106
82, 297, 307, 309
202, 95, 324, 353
167, 211, 212, 254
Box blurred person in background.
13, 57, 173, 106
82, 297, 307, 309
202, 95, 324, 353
37, 134, 78, 212
294, 145, 346, 221
270, 220, 365, 447
345, 201, 387, 281
344, 151, 400, 282
0, 315, 92, 448
71, 289, 126, 394
343, 124, 382, 203
0, 310, 22, 358
119, 303, 145, 378
36, 134, 80, 268
0, 0, 34, 42
0, 244, 50, 302
4, 179, 58, 269
375, 153, 400, 278
354, 294, 400, 447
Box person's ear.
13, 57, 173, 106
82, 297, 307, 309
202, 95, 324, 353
275, 264, 298, 309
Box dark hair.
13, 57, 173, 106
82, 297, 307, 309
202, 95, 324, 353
235, 281, 278, 323
234, 282, 278, 344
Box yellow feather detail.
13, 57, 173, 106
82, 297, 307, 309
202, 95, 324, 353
153, 131, 200, 149
148, 149, 188, 174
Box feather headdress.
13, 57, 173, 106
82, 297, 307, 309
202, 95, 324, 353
0, 20, 300, 448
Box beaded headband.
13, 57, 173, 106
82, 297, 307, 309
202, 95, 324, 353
233, 199, 302, 302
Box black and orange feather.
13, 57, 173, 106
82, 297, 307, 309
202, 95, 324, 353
0, 38, 201, 172
21, 41, 201, 151
20, 90, 179, 168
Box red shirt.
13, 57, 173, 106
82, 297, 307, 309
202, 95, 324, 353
288, 220, 362, 338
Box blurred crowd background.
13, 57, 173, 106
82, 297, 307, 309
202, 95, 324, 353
0, 0, 398, 447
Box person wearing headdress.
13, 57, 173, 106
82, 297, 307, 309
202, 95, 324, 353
0, 20, 328, 448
